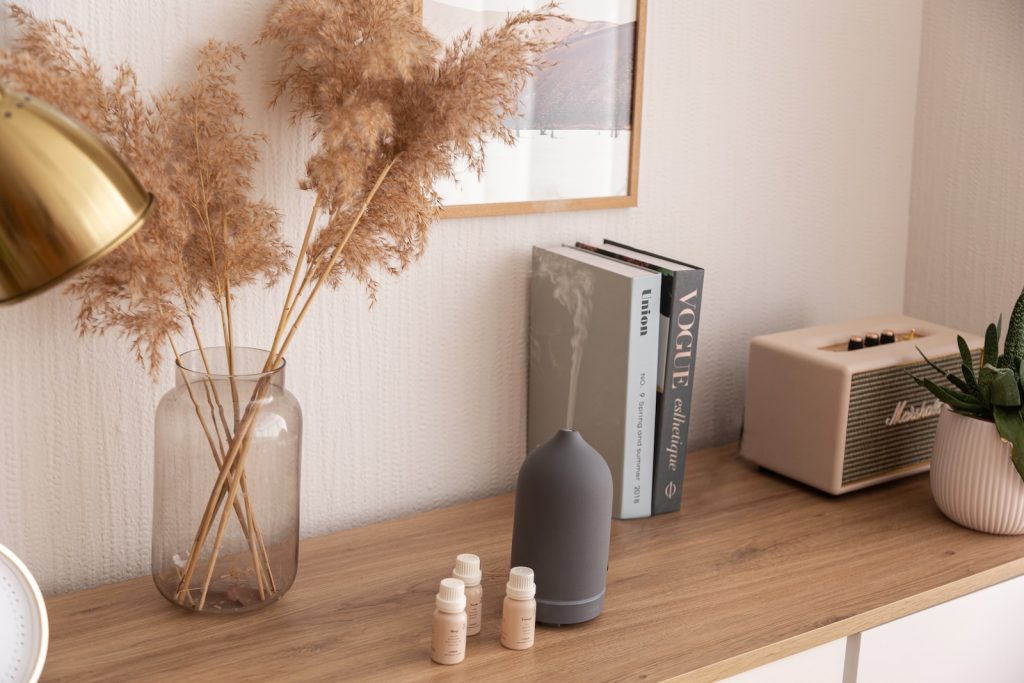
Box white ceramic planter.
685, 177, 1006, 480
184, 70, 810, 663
931, 407, 1024, 535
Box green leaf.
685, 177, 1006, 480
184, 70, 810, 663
957, 336, 976, 377
1004, 289, 1024, 363
989, 370, 1022, 407
914, 373, 984, 404
1018, 357, 1024, 400
978, 364, 1022, 406
992, 406, 1024, 483
978, 363, 995, 389
984, 322, 999, 368
961, 362, 978, 392
907, 373, 987, 414
914, 347, 973, 395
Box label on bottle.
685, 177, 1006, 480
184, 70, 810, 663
512, 614, 534, 646
500, 604, 535, 650
431, 616, 466, 664
467, 596, 482, 635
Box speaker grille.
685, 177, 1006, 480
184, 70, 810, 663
842, 352, 979, 485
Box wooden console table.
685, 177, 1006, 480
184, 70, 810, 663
42, 444, 1024, 681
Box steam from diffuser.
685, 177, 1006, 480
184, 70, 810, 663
535, 252, 595, 429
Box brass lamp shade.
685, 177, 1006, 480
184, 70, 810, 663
0, 84, 152, 305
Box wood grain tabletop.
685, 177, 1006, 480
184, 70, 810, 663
42, 443, 1024, 682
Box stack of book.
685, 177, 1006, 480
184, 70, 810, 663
528, 241, 704, 519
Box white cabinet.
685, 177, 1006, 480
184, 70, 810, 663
719, 575, 1024, 682
720, 638, 848, 683
857, 574, 1024, 683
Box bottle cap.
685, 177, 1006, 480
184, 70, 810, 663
506, 566, 536, 600
436, 578, 466, 613
453, 554, 481, 587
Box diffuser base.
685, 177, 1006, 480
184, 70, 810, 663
536, 591, 605, 626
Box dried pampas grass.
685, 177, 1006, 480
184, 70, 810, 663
169, 0, 565, 611
2, 0, 564, 610
261, 0, 563, 304
1, 7, 288, 377
2, 0, 562, 373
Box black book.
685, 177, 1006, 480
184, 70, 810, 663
576, 240, 704, 514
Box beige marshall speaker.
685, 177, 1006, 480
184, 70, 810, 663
741, 315, 982, 494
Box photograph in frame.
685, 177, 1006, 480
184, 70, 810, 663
417, 0, 647, 217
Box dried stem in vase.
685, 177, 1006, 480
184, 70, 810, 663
2, 0, 564, 610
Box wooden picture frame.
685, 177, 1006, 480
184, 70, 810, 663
414, 0, 647, 219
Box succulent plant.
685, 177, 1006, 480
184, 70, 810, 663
909, 286, 1024, 482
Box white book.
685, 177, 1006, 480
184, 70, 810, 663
528, 245, 661, 519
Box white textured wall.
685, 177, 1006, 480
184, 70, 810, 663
904, 1, 1024, 333
0, 0, 923, 594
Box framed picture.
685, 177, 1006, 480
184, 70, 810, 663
416, 0, 647, 218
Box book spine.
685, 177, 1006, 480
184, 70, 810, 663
617, 277, 661, 519
651, 270, 704, 515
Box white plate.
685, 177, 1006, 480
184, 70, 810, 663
0, 545, 47, 683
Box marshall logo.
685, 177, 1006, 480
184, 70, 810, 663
884, 398, 943, 426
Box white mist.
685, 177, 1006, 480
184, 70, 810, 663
533, 251, 595, 429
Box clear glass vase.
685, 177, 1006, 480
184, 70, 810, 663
152, 347, 302, 613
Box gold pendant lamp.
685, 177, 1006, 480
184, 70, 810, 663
0, 84, 152, 305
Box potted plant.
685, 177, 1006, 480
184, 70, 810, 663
910, 287, 1024, 534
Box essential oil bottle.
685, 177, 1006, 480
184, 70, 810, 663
431, 578, 467, 665
500, 566, 536, 650
453, 554, 483, 636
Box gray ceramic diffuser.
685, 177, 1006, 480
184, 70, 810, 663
511, 429, 613, 625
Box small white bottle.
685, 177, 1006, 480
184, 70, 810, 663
453, 554, 483, 636
431, 578, 467, 665
500, 566, 536, 650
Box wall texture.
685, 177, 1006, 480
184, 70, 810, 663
0, 0, 923, 593
904, 1, 1024, 332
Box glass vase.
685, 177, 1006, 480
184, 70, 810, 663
151, 347, 302, 613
